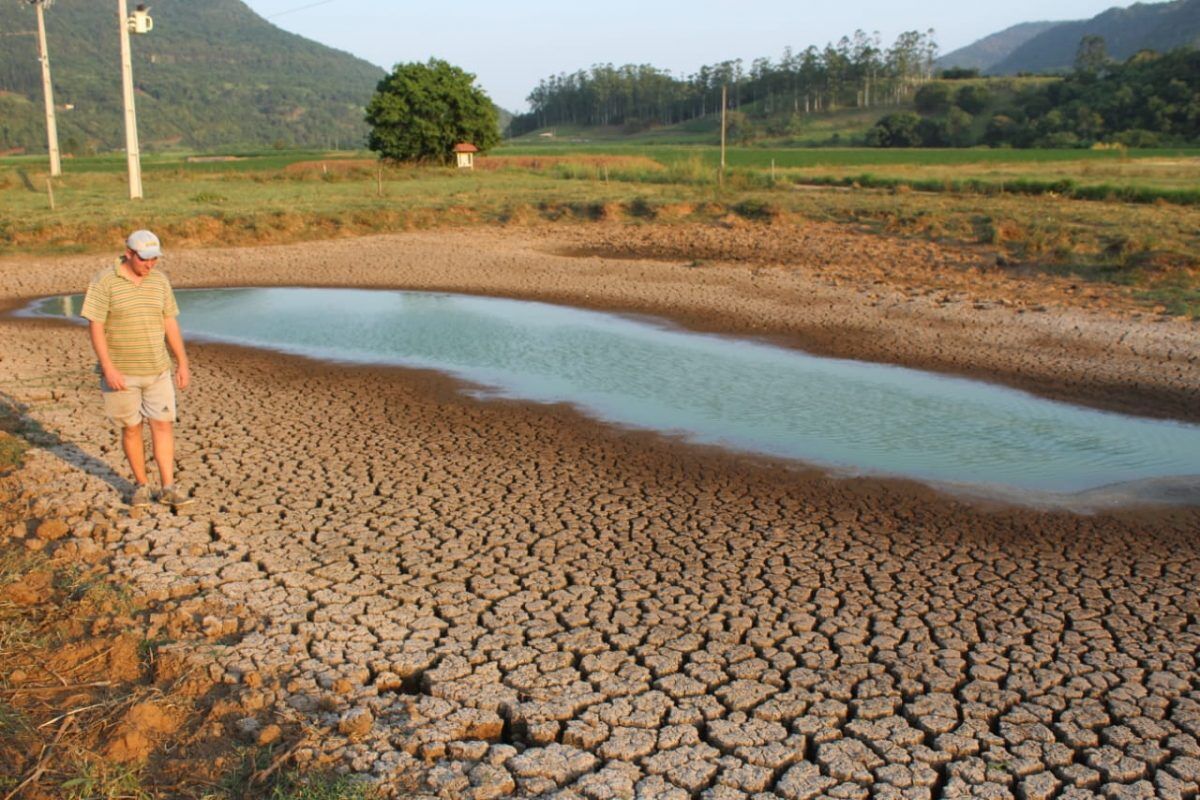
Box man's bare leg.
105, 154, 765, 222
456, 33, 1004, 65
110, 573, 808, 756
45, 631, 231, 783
148, 419, 174, 488
122, 424, 148, 486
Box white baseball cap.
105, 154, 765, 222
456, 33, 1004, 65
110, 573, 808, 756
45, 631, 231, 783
126, 229, 162, 259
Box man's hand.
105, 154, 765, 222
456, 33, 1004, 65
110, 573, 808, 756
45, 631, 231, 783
88, 321, 125, 390
164, 317, 189, 391
102, 365, 127, 391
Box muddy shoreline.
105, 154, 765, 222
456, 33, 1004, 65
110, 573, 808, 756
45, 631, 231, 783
4, 223, 1198, 423
13, 292, 1200, 514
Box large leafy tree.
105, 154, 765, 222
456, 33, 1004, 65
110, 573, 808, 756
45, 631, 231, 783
366, 58, 499, 163
866, 112, 922, 146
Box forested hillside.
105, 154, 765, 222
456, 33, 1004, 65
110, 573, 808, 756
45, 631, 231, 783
509, 30, 938, 137
936, 22, 1063, 73
0, 0, 385, 153
868, 49, 1200, 148
989, 0, 1200, 74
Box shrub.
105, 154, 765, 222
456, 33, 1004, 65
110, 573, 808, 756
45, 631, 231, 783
626, 197, 656, 219
190, 192, 228, 205
665, 155, 713, 185
1039, 131, 1083, 148
917, 118, 949, 147
914, 83, 954, 115
984, 114, 1019, 147
725, 111, 757, 144
731, 199, 777, 221
955, 85, 992, 115
1115, 129, 1163, 148
867, 113, 923, 147
945, 107, 976, 147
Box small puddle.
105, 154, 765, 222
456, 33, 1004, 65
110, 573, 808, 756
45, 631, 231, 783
30, 288, 1200, 509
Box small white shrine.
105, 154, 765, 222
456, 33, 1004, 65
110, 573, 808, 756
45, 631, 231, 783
453, 142, 478, 169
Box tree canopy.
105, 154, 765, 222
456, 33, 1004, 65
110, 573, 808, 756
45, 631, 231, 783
1074, 35, 1111, 75
509, 30, 939, 135
870, 48, 1200, 149
366, 59, 499, 163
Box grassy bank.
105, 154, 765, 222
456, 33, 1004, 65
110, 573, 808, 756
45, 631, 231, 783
500, 143, 1200, 168
2, 147, 1198, 317
796, 174, 1200, 204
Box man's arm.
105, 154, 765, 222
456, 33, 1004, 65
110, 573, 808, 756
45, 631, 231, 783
88, 321, 126, 391
164, 316, 189, 390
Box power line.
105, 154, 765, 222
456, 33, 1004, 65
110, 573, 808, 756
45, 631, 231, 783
267, 0, 337, 19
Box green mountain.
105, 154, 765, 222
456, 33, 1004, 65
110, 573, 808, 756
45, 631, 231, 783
0, 0, 386, 153
936, 21, 1064, 72
989, 0, 1200, 74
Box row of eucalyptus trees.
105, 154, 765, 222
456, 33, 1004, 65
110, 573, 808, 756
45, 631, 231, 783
511, 29, 938, 135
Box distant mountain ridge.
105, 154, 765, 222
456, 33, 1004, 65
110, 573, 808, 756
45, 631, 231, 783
0, 0, 386, 152
937, 21, 1064, 72
990, 0, 1200, 74
938, 0, 1200, 76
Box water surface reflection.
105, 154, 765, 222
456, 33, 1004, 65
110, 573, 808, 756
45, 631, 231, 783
36, 288, 1200, 507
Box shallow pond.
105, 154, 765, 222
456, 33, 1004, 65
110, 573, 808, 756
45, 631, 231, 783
33, 288, 1200, 508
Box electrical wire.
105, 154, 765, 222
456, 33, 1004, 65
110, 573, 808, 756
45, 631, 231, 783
266, 0, 338, 19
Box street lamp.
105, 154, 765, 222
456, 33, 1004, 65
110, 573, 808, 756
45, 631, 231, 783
26, 0, 61, 176
118, 1, 152, 199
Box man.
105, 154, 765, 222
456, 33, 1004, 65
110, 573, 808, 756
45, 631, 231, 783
81, 230, 192, 508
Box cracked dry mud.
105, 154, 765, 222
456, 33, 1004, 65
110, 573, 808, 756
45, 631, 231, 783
2, 226, 1200, 799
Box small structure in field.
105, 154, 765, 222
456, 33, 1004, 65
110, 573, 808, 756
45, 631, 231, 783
453, 142, 478, 169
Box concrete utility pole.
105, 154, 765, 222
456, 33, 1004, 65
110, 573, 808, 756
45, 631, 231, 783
117, 0, 143, 199
719, 84, 727, 187
32, 0, 61, 176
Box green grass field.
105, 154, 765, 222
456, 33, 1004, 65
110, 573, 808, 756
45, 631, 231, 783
500, 143, 1200, 166
502, 144, 1200, 207
8, 144, 1199, 179
2, 145, 1198, 316
0, 149, 346, 175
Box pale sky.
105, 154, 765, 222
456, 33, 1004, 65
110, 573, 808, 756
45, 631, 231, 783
242, 0, 1139, 112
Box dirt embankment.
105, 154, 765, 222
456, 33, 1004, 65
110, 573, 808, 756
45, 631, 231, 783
4, 220, 1196, 421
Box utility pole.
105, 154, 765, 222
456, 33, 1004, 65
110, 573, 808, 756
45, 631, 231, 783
719, 84, 727, 187
118, 0, 142, 199
31, 0, 61, 176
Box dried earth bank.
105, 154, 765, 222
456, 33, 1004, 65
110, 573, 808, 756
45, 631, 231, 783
1, 223, 1199, 800
3, 221, 1198, 421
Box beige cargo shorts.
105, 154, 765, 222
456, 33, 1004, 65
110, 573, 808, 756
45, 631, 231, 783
101, 370, 176, 428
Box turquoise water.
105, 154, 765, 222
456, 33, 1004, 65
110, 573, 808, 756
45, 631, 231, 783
35, 288, 1200, 506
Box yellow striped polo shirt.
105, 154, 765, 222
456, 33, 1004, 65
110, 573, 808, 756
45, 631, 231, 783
81, 261, 180, 377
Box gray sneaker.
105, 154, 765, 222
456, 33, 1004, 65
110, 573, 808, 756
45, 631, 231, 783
129, 484, 152, 507
158, 485, 194, 508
